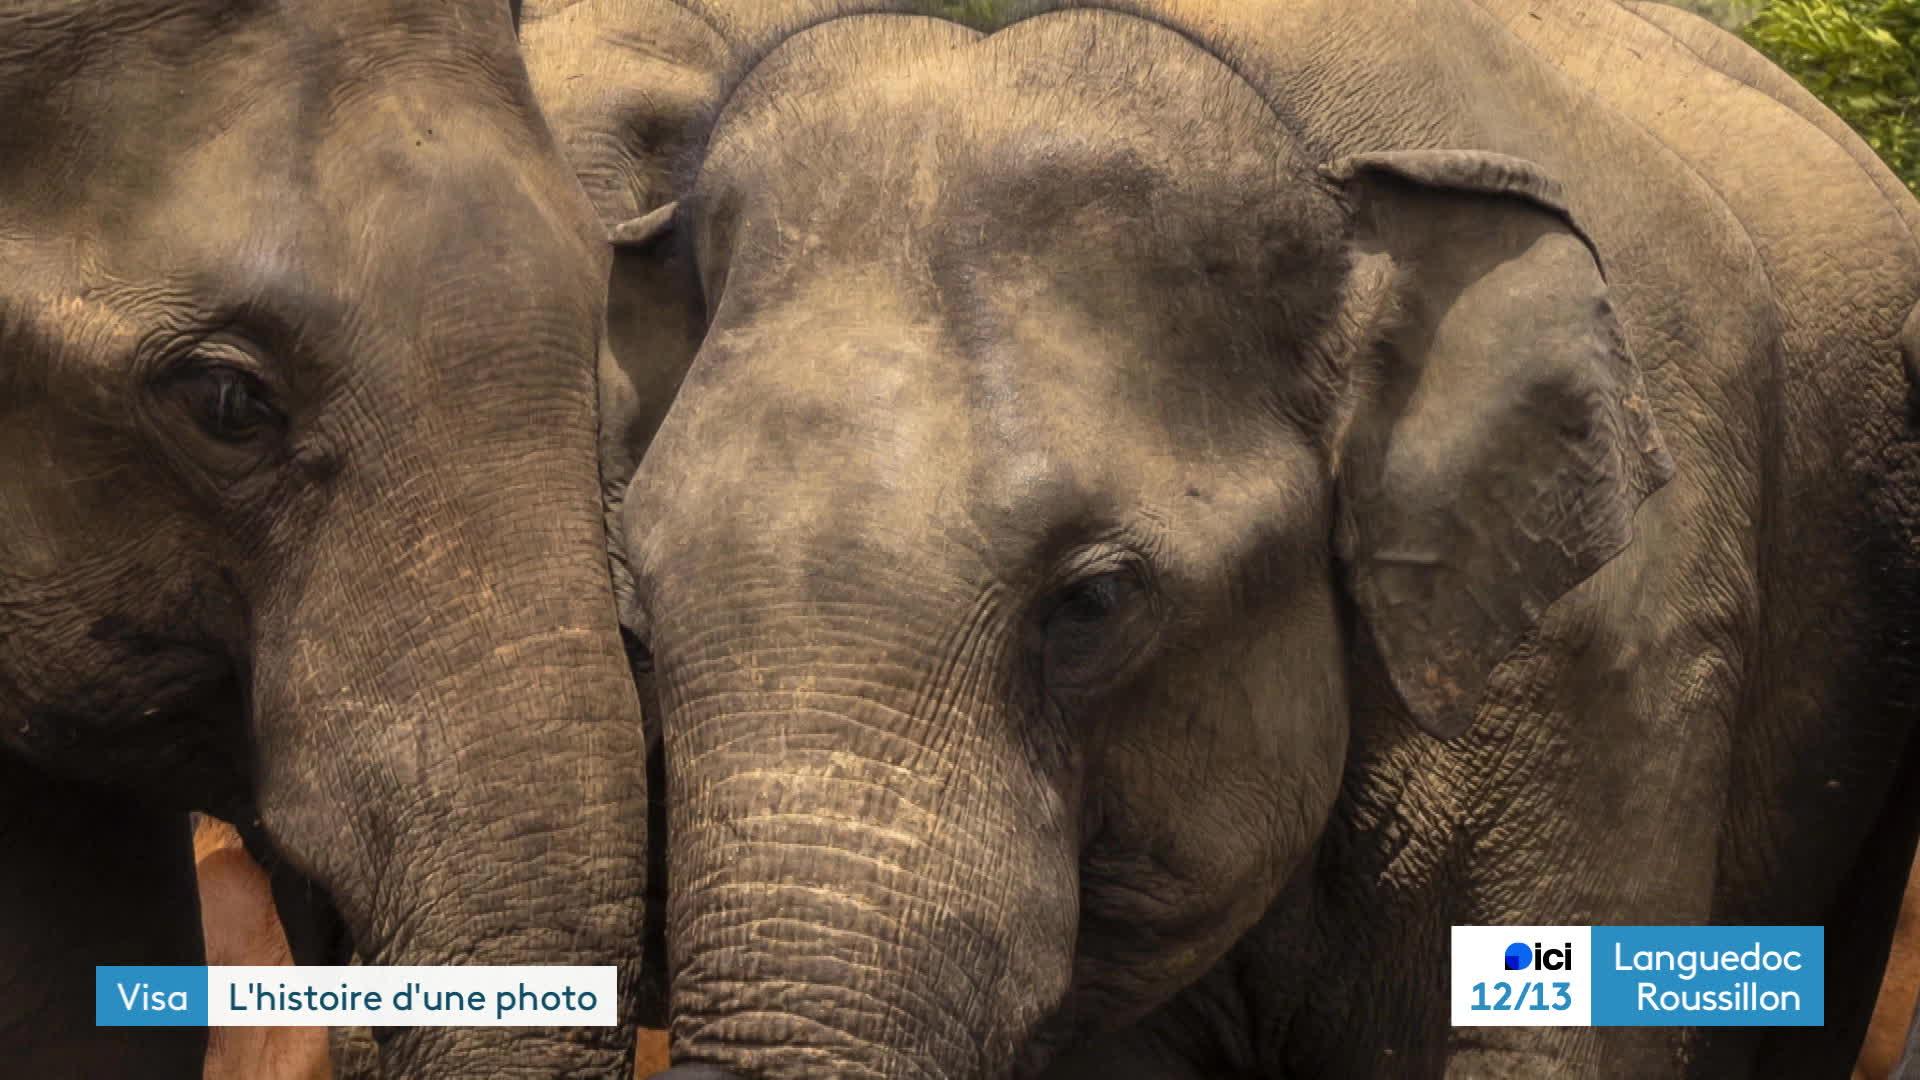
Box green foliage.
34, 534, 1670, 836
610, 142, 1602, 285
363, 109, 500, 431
1740, 0, 1920, 191
907, 0, 1013, 29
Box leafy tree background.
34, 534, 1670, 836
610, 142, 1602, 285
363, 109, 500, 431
1733, 0, 1919, 191
916, 0, 1918, 193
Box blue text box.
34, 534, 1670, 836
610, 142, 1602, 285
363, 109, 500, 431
95, 966, 209, 1027
1591, 926, 1822, 1026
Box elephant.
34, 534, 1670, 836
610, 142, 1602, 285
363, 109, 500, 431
518, 0, 789, 577
0, 1, 651, 1076
516, 0, 868, 1030
588, 0, 1920, 1076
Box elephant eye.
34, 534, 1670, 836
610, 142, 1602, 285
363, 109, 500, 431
1037, 566, 1157, 695
1052, 575, 1129, 624
178, 365, 284, 444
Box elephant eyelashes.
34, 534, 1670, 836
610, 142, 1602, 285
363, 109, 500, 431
174, 365, 285, 445
1053, 574, 1130, 622
1035, 567, 1158, 696
147, 353, 292, 485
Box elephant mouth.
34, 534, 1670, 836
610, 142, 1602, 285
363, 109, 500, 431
18, 651, 250, 816
143, 665, 253, 818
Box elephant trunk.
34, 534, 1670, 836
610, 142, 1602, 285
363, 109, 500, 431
250, 408, 649, 1076
653, 606, 1080, 1079
383, 1027, 633, 1079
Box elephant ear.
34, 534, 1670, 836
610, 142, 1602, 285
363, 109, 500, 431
1322, 149, 1672, 739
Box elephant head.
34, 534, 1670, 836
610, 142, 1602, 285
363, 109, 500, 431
0, 2, 648, 1074
615, 9, 1673, 1078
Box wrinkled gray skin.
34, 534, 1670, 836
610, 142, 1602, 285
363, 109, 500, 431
593, 1, 1920, 1077
0, 3, 649, 1077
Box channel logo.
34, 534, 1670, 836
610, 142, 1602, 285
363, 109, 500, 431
1454, 925, 1824, 1028
1454, 926, 1592, 1027
1504, 941, 1575, 971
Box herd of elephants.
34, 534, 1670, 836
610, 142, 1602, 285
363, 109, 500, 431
6, 0, 1920, 1076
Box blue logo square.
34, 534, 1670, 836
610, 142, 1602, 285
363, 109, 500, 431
95, 966, 208, 1027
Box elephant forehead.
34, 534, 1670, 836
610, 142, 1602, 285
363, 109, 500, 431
3, 25, 605, 402
685, 8, 1349, 417
694, 7, 1306, 247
